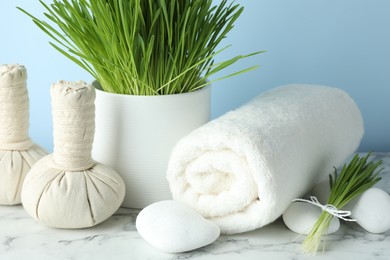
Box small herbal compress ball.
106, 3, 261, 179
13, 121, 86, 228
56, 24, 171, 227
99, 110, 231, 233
22, 155, 125, 228
0, 64, 47, 205
0, 146, 47, 205
21, 81, 125, 228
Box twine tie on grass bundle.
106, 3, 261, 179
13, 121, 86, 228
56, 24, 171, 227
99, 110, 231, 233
51, 80, 95, 171
293, 196, 356, 222
0, 64, 33, 151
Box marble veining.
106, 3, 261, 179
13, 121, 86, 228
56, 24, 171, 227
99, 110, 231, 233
0, 153, 389, 260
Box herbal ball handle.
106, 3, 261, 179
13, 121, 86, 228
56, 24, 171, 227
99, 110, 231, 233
0, 64, 33, 150
51, 81, 95, 171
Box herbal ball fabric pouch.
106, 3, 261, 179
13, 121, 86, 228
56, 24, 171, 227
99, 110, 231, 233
0, 64, 47, 205
21, 81, 125, 228
167, 84, 364, 234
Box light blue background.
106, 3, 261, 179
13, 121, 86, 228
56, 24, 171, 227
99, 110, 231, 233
1, 1, 389, 152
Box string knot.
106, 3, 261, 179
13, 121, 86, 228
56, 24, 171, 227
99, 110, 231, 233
293, 196, 356, 222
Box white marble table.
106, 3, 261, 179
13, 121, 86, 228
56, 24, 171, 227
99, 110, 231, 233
1, 153, 389, 260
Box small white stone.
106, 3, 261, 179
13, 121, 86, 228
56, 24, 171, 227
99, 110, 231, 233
283, 201, 340, 235
347, 188, 390, 233
136, 200, 220, 253
311, 180, 331, 204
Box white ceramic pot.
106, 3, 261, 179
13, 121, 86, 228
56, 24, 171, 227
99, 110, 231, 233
91, 81, 210, 209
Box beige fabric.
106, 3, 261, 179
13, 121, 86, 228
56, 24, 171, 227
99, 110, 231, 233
51, 80, 96, 171
0, 64, 47, 205
21, 80, 125, 228
0, 64, 32, 150
22, 155, 125, 228
0, 145, 46, 205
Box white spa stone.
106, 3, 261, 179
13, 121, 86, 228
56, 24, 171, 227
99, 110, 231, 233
347, 188, 390, 233
136, 200, 220, 253
282, 201, 340, 235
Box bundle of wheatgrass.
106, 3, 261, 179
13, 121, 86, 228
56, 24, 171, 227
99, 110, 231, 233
302, 152, 382, 254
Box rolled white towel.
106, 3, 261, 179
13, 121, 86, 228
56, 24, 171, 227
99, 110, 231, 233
166, 84, 364, 234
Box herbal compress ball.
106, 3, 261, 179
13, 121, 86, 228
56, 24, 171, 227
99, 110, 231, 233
0, 64, 47, 205
21, 81, 125, 228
